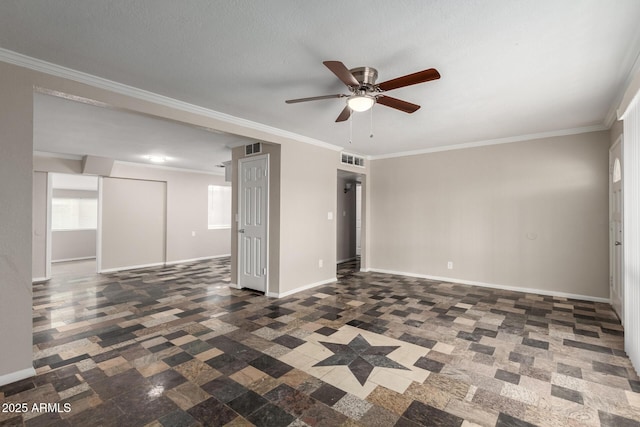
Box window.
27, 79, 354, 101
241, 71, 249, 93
613, 157, 621, 183
52, 198, 98, 230
341, 152, 365, 167
208, 185, 232, 229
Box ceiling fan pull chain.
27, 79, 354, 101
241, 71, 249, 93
349, 111, 353, 144
370, 105, 374, 138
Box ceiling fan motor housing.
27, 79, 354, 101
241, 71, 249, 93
349, 67, 378, 87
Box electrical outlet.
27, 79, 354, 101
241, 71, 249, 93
319, 259, 323, 268
447, 261, 453, 269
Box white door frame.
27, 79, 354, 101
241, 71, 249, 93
237, 154, 269, 293
609, 136, 624, 320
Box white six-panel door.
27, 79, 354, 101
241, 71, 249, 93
238, 155, 268, 292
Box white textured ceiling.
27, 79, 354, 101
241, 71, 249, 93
3, 0, 640, 162
34, 93, 248, 172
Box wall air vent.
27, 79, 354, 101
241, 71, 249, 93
245, 142, 262, 156
341, 152, 365, 168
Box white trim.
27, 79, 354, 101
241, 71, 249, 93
266, 277, 338, 298
164, 254, 231, 266
99, 261, 166, 273
337, 257, 357, 264
45, 172, 52, 280
96, 177, 103, 273
369, 125, 608, 160
34, 151, 84, 161
52, 256, 96, 263
229, 283, 240, 289
0, 367, 36, 387
367, 268, 610, 303
32, 277, 49, 283
0, 48, 341, 153
114, 160, 226, 176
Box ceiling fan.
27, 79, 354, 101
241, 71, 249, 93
285, 61, 440, 122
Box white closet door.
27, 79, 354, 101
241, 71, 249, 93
100, 178, 166, 271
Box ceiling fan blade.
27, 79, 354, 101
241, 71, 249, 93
376, 95, 421, 113
285, 94, 346, 104
323, 61, 360, 87
335, 105, 352, 122
377, 68, 440, 92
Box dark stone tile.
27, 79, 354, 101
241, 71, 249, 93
51, 374, 82, 392
180, 339, 213, 355
495, 369, 520, 385
0, 378, 35, 397
469, 342, 495, 355
551, 384, 583, 404
592, 360, 630, 378
401, 401, 463, 426
91, 369, 149, 400
414, 357, 444, 373
25, 412, 70, 427
272, 334, 306, 349
163, 351, 194, 367
201, 376, 247, 403
310, 383, 346, 406
147, 369, 187, 390
187, 397, 238, 427
398, 333, 436, 349
315, 326, 338, 336
598, 410, 640, 427
522, 337, 549, 350
263, 383, 316, 416
247, 403, 295, 427
629, 379, 640, 393
158, 409, 198, 427
227, 390, 269, 417
68, 401, 125, 427
249, 354, 293, 378
573, 328, 599, 338
563, 339, 613, 354
496, 412, 537, 427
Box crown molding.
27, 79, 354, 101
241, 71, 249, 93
113, 160, 226, 176
369, 124, 608, 160
0, 48, 342, 153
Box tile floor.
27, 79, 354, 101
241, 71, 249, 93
1, 258, 640, 426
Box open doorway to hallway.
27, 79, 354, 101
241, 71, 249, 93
337, 170, 363, 276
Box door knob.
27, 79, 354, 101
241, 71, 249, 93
615, 241, 622, 246
238, 229, 245, 233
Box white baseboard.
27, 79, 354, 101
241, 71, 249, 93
99, 261, 166, 273
32, 277, 50, 283
268, 277, 338, 298
0, 367, 36, 387
367, 268, 610, 303
337, 257, 357, 264
52, 256, 96, 263
164, 254, 231, 266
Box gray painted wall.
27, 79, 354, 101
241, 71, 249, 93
32, 172, 48, 279
0, 61, 33, 383
52, 230, 96, 261
370, 131, 610, 299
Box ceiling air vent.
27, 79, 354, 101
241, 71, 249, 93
341, 152, 365, 168
245, 142, 262, 156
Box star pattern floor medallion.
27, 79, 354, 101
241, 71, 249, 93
314, 334, 409, 385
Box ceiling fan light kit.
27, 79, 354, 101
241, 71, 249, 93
285, 60, 440, 123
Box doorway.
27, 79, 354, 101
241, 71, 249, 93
48, 173, 99, 277
610, 137, 623, 320
337, 170, 364, 275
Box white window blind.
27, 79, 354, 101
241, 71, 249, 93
52, 198, 98, 230
208, 185, 231, 229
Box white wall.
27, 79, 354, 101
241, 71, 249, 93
370, 131, 610, 300
0, 61, 34, 385
52, 230, 96, 261
101, 177, 166, 271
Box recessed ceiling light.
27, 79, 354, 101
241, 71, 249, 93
144, 155, 167, 163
